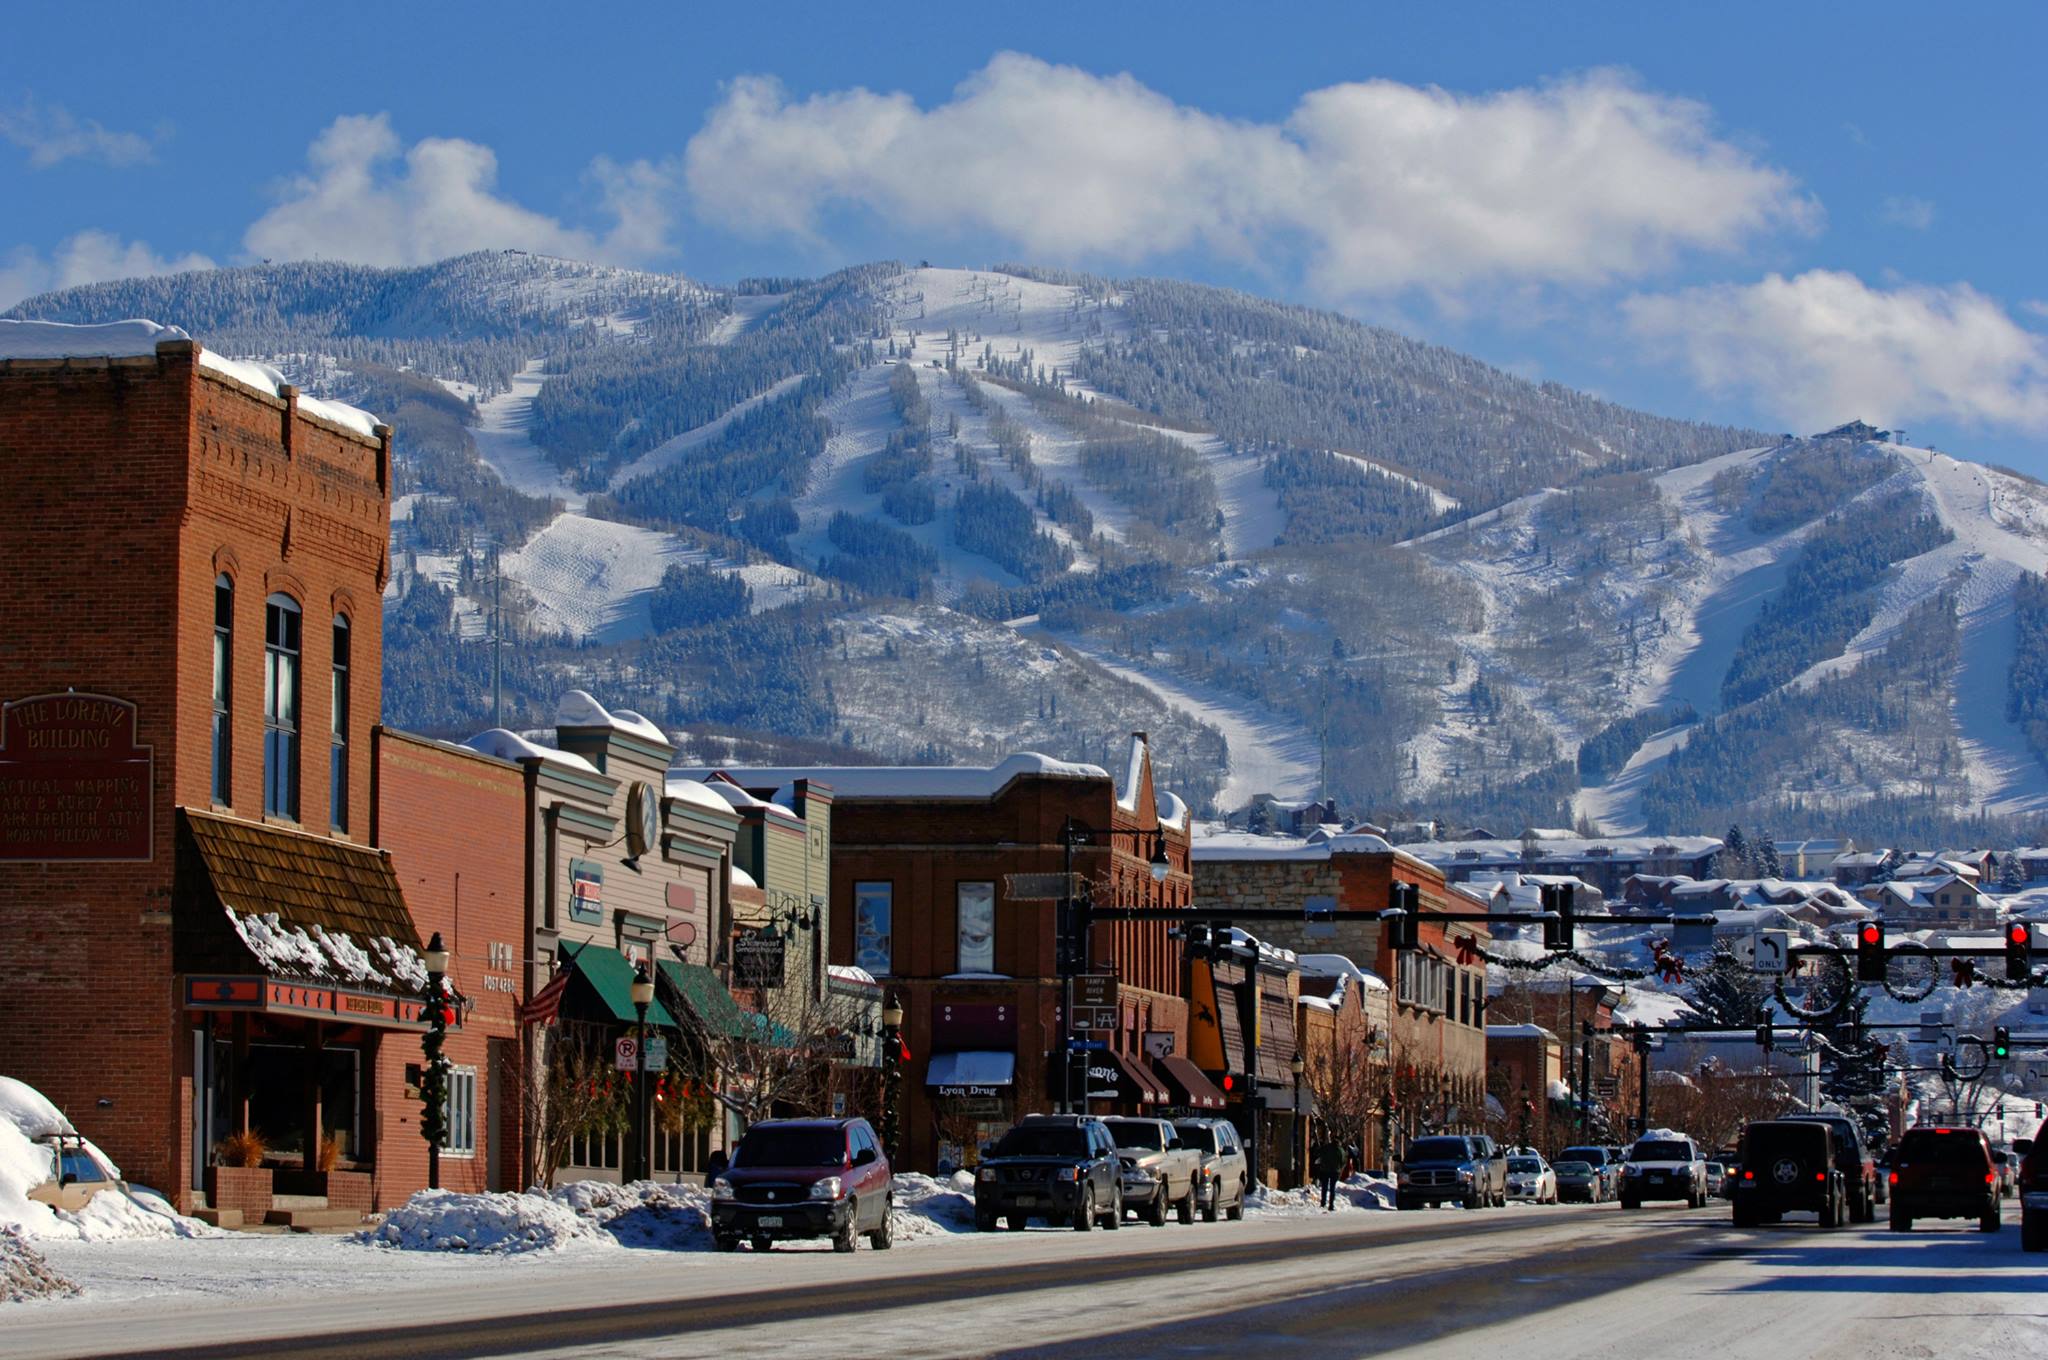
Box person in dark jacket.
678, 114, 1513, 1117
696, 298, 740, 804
1313, 1140, 1346, 1211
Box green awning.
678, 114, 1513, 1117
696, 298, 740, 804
658, 960, 799, 1049
560, 941, 677, 1028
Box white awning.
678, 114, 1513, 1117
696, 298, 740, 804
926, 1050, 1016, 1088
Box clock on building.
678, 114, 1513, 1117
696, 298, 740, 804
627, 782, 659, 860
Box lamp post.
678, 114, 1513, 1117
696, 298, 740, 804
1054, 818, 1175, 1114
420, 932, 451, 1191
630, 961, 654, 1184
1290, 1053, 1307, 1188
880, 995, 905, 1164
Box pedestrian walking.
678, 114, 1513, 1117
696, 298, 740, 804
1314, 1140, 1345, 1211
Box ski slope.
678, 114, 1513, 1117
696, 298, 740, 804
607, 374, 808, 491
460, 361, 584, 511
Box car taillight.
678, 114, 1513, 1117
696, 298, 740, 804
1986, 1172, 1996, 1184
1889, 1171, 1898, 1184
1743, 1170, 1754, 1180
1816, 1172, 1826, 1182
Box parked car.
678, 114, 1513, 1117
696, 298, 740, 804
1992, 1145, 2017, 1196
1103, 1117, 1201, 1226
1731, 1120, 1846, 1228
1173, 1117, 1250, 1222
1553, 1159, 1604, 1203
1505, 1153, 1558, 1203
709, 1117, 895, 1252
1560, 1145, 1621, 1200
1780, 1113, 1879, 1222
1706, 1161, 1735, 1200
1888, 1125, 2000, 1234
975, 1115, 1123, 1232
1397, 1135, 1507, 1210
1620, 1133, 1709, 1208
2017, 1126, 2047, 1251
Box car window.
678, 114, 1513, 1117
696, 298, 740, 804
735, 1126, 848, 1167
1174, 1125, 1218, 1154
55, 1148, 104, 1182
1897, 1130, 1989, 1165
1105, 1120, 1165, 1150
1508, 1157, 1543, 1172
1631, 1140, 1693, 1161
993, 1126, 1087, 1159
1406, 1137, 1472, 1161
1561, 1146, 1606, 1165
1554, 1161, 1592, 1173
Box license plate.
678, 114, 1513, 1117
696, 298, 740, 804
757, 1215, 782, 1227
1014, 1195, 1036, 1206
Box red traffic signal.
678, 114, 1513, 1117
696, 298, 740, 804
2007, 922, 2034, 982
1856, 921, 1886, 982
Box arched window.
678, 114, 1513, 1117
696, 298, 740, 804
212, 574, 233, 806
330, 615, 350, 833
263, 593, 301, 820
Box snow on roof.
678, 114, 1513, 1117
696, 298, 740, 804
226, 907, 426, 991
556, 690, 669, 746
1193, 829, 1435, 874
666, 776, 749, 820
0, 317, 189, 359
463, 727, 602, 776
1406, 835, 1723, 861
730, 864, 759, 890
1485, 1023, 1558, 1041
827, 965, 878, 987
0, 1076, 74, 1140
1296, 953, 1389, 991
1158, 790, 1189, 834
1612, 990, 1697, 1028
690, 773, 800, 821
667, 752, 1110, 801
1115, 735, 1146, 814
0, 319, 383, 440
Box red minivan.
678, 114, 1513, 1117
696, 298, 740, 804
709, 1117, 895, 1252
1888, 1126, 2000, 1234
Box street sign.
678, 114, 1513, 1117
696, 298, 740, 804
643, 1036, 668, 1070
614, 1036, 640, 1071
1752, 929, 1790, 975
1067, 1039, 1107, 1051
1073, 975, 1119, 1008
1004, 871, 1081, 901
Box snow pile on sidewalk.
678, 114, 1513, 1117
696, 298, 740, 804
1246, 1174, 1397, 1217
1, 1075, 216, 1242
891, 1171, 979, 1239
361, 1181, 716, 1254
1, 1228, 78, 1304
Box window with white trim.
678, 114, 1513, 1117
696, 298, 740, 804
442, 1067, 477, 1157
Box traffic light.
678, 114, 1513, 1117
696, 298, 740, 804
1856, 921, 1886, 982
1756, 1021, 1773, 1054
1385, 881, 1420, 951
1541, 883, 1575, 951
1993, 1026, 2012, 1061
2007, 921, 2034, 983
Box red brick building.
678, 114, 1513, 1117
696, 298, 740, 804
679, 735, 1196, 1173
0, 319, 453, 1220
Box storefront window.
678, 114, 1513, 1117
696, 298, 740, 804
854, 882, 892, 975
442, 1067, 476, 1157
957, 881, 995, 973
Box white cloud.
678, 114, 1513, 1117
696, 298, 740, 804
243, 114, 673, 268
0, 98, 157, 169
683, 55, 1816, 298
1623, 270, 2048, 434
0, 230, 214, 310
1879, 195, 1936, 231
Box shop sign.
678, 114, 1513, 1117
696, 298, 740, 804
1144, 1030, 1176, 1059
568, 859, 604, 924
734, 928, 786, 989
936, 1084, 1004, 1098
0, 693, 152, 861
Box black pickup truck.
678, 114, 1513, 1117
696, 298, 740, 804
974, 1115, 1124, 1232
1396, 1134, 1508, 1209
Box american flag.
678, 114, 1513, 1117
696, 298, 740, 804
517, 962, 574, 1026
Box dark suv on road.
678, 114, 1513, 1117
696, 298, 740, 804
1397, 1135, 1507, 1209
975, 1115, 1123, 1232
1731, 1120, 1845, 1228
709, 1117, 894, 1252
1889, 1125, 2000, 1234
1780, 1113, 1879, 1222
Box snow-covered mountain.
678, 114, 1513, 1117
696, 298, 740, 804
13, 256, 2047, 841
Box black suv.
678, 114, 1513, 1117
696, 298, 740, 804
1889, 1125, 2000, 1233
1731, 1120, 1845, 1228
1779, 1113, 1878, 1222
975, 1115, 1123, 1232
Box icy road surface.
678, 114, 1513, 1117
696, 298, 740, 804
12, 1201, 2045, 1359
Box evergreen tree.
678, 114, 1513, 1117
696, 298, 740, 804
2000, 853, 2028, 894
1718, 825, 1750, 879
1688, 946, 1772, 1027
1753, 829, 1783, 878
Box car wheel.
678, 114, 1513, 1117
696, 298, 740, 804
1146, 1190, 1167, 1226
2022, 1210, 2046, 1252
1889, 1211, 1911, 1232
1980, 1205, 2002, 1233
833, 1209, 860, 1253
1732, 1205, 1756, 1229
975, 1210, 999, 1232
1007, 1214, 1029, 1231
1177, 1189, 1196, 1224
1227, 1180, 1246, 1221
715, 1233, 741, 1252
1202, 1183, 1220, 1223
1620, 1196, 1639, 1210
1103, 1190, 1122, 1230
1074, 1187, 1095, 1232
1819, 1192, 1840, 1229
750, 1235, 773, 1253
868, 1202, 894, 1251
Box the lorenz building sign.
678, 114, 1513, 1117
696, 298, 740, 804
0, 692, 154, 861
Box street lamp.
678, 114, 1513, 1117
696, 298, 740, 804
630, 961, 654, 1183
420, 932, 452, 1191
881, 995, 905, 1165
1291, 1053, 1306, 1187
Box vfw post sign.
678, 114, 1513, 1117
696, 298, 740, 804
0, 693, 153, 861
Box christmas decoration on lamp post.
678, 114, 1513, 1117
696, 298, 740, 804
420, 932, 453, 1190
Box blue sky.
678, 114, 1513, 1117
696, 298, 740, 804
4, 1, 2045, 470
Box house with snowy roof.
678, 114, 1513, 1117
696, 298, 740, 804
1860, 874, 2000, 932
